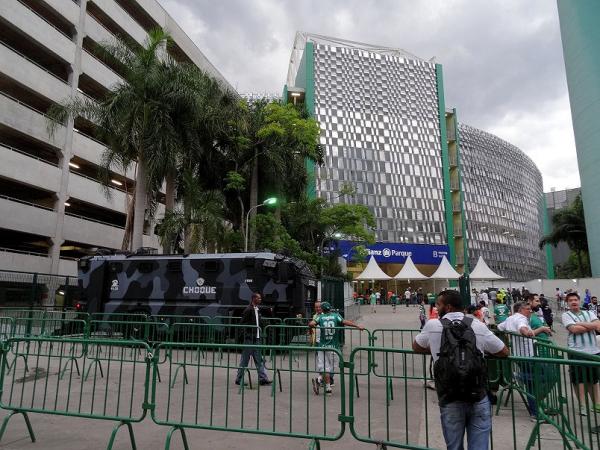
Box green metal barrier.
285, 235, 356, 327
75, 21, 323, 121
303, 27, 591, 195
151, 342, 346, 450
371, 329, 427, 380
0, 337, 152, 450
0, 318, 13, 341
90, 312, 148, 322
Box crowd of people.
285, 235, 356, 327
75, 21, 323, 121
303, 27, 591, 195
411, 286, 598, 449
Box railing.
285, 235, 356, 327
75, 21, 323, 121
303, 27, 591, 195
69, 169, 129, 194
64, 210, 126, 230
0, 40, 69, 85
73, 127, 107, 147
0, 194, 54, 211
0, 142, 59, 167
16, 0, 75, 42
81, 48, 124, 86
0, 91, 50, 118
1, 333, 598, 449
0, 247, 48, 258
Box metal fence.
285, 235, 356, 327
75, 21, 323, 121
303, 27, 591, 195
2, 323, 600, 449
0, 269, 79, 308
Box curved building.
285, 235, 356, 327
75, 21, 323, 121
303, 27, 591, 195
459, 124, 546, 281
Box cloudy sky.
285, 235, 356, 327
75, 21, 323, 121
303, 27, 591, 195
160, 0, 579, 191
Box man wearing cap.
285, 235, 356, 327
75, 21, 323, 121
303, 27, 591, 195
309, 302, 364, 395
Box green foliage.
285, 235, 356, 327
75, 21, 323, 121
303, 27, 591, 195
540, 194, 590, 277
555, 250, 591, 279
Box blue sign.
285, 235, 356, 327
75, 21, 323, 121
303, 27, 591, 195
334, 241, 450, 265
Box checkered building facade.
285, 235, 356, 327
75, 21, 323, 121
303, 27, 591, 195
459, 124, 546, 280
312, 42, 447, 245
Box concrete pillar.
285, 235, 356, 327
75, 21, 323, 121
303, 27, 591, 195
50, 0, 88, 274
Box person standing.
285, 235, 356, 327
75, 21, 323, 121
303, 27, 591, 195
418, 299, 427, 329
391, 291, 399, 313
404, 287, 411, 307
413, 290, 508, 450
478, 290, 489, 307
370, 291, 377, 313
493, 299, 511, 325
527, 294, 553, 341
562, 292, 600, 415
235, 293, 272, 386
539, 294, 554, 330
310, 302, 364, 395
497, 302, 541, 420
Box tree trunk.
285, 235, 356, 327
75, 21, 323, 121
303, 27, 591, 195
249, 149, 258, 251
238, 195, 245, 241
132, 160, 147, 251
165, 170, 176, 212
121, 192, 135, 250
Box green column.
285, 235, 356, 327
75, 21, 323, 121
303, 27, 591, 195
542, 195, 555, 279
557, 0, 600, 276
436, 64, 455, 264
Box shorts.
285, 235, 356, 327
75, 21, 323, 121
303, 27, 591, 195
316, 350, 339, 373
569, 353, 600, 385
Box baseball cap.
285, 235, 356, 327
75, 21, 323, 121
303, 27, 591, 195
321, 302, 332, 312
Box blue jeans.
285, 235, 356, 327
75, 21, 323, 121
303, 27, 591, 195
440, 396, 491, 450
235, 339, 269, 383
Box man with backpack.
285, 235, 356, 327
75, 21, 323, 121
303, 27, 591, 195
412, 290, 508, 450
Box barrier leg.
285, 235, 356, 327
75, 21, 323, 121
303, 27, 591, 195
106, 421, 136, 450
7, 355, 28, 375
59, 357, 80, 380
308, 438, 320, 450
84, 359, 104, 381
171, 364, 188, 388
164, 426, 190, 450
0, 410, 36, 443
355, 374, 360, 398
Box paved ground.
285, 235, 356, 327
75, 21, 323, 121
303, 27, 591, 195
0, 304, 588, 449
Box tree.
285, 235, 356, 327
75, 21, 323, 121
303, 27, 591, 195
539, 194, 590, 277
156, 170, 226, 253
240, 101, 322, 250
48, 28, 236, 252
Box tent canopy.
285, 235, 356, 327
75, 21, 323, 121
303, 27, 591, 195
355, 256, 391, 280
394, 255, 428, 280
429, 255, 461, 280
469, 256, 504, 280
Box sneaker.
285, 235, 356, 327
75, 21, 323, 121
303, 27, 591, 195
312, 378, 319, 396
259, 380, 272, 386
580, 407, 588, 416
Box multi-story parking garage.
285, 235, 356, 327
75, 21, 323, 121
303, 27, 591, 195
0, 0, 232, 275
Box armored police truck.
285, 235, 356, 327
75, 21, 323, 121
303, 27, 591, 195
77, 252, 317, 319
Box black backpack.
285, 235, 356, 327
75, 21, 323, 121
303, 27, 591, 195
433, 317, 488, 405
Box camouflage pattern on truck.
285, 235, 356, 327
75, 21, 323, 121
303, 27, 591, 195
78, 252, 317, 319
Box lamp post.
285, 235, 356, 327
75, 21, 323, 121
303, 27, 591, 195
245, 197, 277, 252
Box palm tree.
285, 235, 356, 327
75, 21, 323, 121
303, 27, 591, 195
156, 170, 226, 253
539, 194, 590, 276
48, 29, 230, 251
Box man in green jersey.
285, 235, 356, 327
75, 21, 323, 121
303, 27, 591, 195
309, 302, 364, 395
493, 299, 511, 325
526, 294, 552, 340
391, 292, 399, 313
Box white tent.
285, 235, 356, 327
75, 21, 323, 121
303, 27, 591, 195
430, 255, 461, 280
393, 255, 428, 280
355, 256, 391, 280
469, 256, 504, 280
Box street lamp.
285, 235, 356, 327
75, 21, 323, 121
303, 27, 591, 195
245, 197, 277, 252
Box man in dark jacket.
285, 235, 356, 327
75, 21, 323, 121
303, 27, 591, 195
235, 292, 272, 386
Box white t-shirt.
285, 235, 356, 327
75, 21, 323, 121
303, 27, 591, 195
404, 290, 411, 300
562, 309, 600, 354
478, 292, 489, 306
414, 312, 505, 362
497, 313, 533, 356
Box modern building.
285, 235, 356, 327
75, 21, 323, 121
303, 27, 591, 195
459, 125, 547, 281
557, 0, 600, 277
545, 187, 581, 267
0, 0, 232, 276
284, 32, 547, 281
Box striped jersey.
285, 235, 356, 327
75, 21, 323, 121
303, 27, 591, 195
562, 310, 600, 354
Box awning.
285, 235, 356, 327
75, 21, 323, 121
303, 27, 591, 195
393, 255, 428, 280
355, 256, 391, 280
469, 256, 504, 280
429, 255, 461, 280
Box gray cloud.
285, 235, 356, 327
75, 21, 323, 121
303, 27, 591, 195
160, 0, 579, 190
